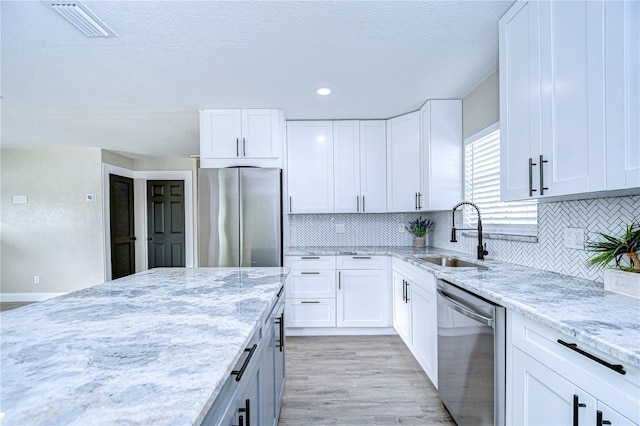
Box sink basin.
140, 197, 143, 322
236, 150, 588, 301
419, 256, 487, 269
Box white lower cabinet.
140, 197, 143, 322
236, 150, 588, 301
392, 259, 438, 387
508, 311, 639, 425
337, 269, 390, 328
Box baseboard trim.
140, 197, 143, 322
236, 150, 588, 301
0, 293, 67, 302
286, 327, 397, 336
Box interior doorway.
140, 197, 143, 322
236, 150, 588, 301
109, 174, 135, 279
147, 180, 186, 268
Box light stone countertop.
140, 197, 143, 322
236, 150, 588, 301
287, 246, 640, 369
0, 267, 288, 426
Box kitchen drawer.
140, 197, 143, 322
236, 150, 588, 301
286, 299, 336, 328
336, 255, 389, 270
286, 271, 336, 299
509, 311, 640, 418
285, 255, 336, 270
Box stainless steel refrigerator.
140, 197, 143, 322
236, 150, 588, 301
198, 168, 282, 267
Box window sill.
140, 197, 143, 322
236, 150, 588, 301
461, 231, 538, 243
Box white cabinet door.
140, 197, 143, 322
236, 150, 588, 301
337, 269, 390, 328
538, 0, 606, 197
387, 112, 421, 212
499, 1, 542, 202
287, 121, 334, 213
410, 283, 438, 387
511, 348, 596, 426
200, 109, 243, 159
392, 271, 411, 344
605, 0, 640, 190
286, 271, 336, 299
360, 120, 387, 213
286, 299, 336, 328
241, 109, 279, 158
334, 121, 360, 213
420, 100, 462, 211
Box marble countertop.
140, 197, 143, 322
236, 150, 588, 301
287, 246, 640, 369
0, 267, 288, 426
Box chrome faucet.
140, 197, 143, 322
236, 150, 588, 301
450, 201, 489, 260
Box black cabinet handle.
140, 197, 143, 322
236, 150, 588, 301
231, 344, 257, 381
238, 399, 251, 426
539, 155, 548, 195
596, 410, 612, 425
402, 279, 406, 302
236, 415, 244, 426
300, 272, 320, 275
573, 395, 586, 426
338, 271, 341, 290
362, 195, 365, 212
528, 157, 538, 197
405, 280, 410, 303
301, 256, 320, 260
242, 138, 247, 157
352, 256, 371, 259
301, 301, 320, 304
277, 286, 284, 298
558, 340, 626, 375
236, 138, 240, 157
276, 311, 285, 352
415, 192, 419, 210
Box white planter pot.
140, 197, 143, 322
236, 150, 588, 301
604, 269, 640, 299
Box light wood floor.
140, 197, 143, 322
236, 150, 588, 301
279, 335, 455, 425
0, 302, 33, 312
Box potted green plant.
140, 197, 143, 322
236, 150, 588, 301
587, 221, 640, 298
406, 216, 433, 247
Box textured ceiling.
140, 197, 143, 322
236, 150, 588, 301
1, 1, 513, 159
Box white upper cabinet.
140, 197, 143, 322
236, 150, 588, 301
420, 99, 462, 211
387, 111, 421, 212
500, 0, 639, 201
287, 121, 334, 213
538, 0, 606, 197
200, 109, 284, 168
333, 121, 361, 213
359, 121, 387, 213
334, 120, 387, 213
499, 1, 543, 201
605, 1, 640, 190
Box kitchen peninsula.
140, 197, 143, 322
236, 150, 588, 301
0, 268, 288, 425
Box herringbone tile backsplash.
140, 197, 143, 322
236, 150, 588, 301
289, 195, 640, 282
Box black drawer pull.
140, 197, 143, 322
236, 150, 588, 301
352, 256, 371, 259
231, 344, 258, 381
300, 272, 320, 275
301, 301, 320, 304
301, 256, 320, 260
557, 340, 626, 375
277, 286, 284, 298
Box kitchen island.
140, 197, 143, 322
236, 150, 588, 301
0, 267, 288, 425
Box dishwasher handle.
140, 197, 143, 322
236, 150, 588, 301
437, 289, 494, 327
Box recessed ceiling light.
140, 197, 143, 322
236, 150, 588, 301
316, 88, 332, 96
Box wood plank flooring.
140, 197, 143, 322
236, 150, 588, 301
279, 335, 455, 425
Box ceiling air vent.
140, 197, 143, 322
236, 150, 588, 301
50, 2, 117, 38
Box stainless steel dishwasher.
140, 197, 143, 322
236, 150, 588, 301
437, 279, 505, 426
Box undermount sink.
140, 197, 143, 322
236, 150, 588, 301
419, 256, 487, 269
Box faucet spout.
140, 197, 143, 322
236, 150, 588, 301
450, 201, 489, 260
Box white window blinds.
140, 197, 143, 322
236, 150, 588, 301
464, 125, 537, 235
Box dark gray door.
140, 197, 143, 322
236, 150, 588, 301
147, 180, 186, 268
110, 174, 135, 279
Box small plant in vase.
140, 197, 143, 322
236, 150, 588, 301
406, 216, 433, 248
586, 221, 640, 298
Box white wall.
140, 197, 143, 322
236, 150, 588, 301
1, 149, 105, 298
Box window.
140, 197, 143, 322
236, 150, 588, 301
464, 123, 537, 236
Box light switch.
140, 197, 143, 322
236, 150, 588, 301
12, 195, 27, 204
563, 228, 584, 250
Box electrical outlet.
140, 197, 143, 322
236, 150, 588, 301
33, 275, 40, 284
335, 224, 345, 234
397, 224, 405, 233
563, 228, 585, 250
